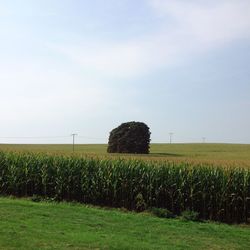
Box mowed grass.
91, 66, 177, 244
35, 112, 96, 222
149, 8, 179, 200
1, 143, 250, 167
0, 197, 249, 250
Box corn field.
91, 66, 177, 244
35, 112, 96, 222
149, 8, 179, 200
0, 151, 249, 223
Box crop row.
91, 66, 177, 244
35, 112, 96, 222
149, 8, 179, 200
0, 151, 249, 223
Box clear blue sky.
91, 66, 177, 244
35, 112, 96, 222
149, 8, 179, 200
0, 0, 250, 144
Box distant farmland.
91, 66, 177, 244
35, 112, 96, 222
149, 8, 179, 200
0, 143, 250, 168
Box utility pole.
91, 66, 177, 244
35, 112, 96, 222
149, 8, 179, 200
169, 132, 173, 144
71, 133, 77, 152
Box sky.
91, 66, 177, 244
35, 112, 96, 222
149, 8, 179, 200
0, 0, 250, 144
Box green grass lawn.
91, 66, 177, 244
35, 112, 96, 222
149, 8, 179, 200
0, 197, 249, 250
1, 143, 250, 167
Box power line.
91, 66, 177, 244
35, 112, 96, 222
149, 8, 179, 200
0, 135, 106, 140
77, 135, 106, 140
0, 136, 70, 139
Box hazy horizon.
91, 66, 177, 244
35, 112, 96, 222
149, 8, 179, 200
1, 142, 250, 146
1, 1, 250, 144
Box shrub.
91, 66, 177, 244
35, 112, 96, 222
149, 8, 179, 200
149, 207, 175, 218
181, 210, 200, 221
30, 195, 43, 202
107, 121, 151, 154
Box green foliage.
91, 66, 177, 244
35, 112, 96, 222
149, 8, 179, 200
107, 121, 151, 154
135, 193, 147, 212
149, 207, 175, 218
30, 194, 43, 202
181, 210, 200, 221
0, 151, 249, 223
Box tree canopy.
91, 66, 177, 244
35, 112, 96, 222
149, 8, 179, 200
107, 121, 151, 154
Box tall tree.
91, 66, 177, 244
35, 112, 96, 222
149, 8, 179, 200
107, 121, 151, 154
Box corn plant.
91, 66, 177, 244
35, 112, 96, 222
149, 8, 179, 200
0, 151, 249, 223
